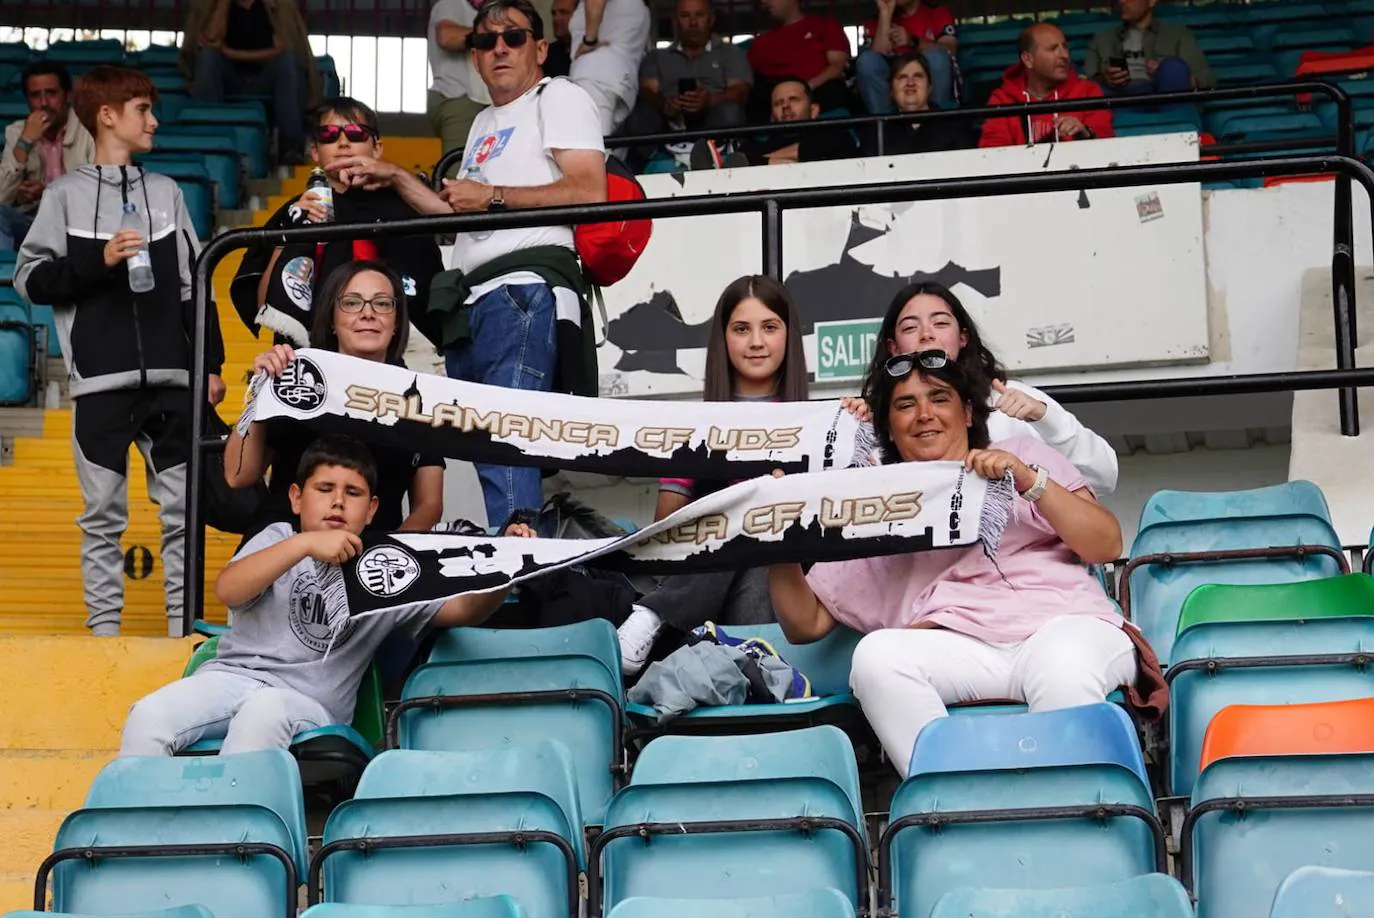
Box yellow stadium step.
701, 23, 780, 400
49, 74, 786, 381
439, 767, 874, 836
0, 636, 194, 912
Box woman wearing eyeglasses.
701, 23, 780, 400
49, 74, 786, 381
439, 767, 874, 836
228, 98, 444, 350
852, 282, 1117, 494
226, 260, 446, 537
770, 352, 1154, 777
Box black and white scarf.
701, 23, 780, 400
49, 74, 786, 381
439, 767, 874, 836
235, 350, 1015, 616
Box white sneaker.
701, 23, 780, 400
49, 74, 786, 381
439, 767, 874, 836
618, 605, 663, 676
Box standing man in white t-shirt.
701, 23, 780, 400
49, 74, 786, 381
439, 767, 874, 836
326, 0, 607, 529
427, 0, 493, 165
570, 0, 650, 134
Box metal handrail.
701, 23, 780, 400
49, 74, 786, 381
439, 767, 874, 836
183, 152, 1374, 629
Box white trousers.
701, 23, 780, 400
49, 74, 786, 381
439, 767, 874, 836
573, 77, 632, 136
119, 670, 332, 757
850, 615, 1139, 778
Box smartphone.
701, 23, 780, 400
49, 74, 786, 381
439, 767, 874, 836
1108, 55, 1128, 70
678, 77, 699, 95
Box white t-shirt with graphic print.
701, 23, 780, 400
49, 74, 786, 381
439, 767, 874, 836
451, 77, 605, 279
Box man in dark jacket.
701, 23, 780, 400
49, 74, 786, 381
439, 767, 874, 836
738, 77, 855, 165
230, 97, 444, 346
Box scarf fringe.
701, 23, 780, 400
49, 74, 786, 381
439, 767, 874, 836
978, 469, 1017, 561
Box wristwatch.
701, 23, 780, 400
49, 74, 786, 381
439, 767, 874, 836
1020, 464, 1049, 503
487, 185, 506, 212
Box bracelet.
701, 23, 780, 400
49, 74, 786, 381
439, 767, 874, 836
14, 136, 35, 155
581, 35, 599, 46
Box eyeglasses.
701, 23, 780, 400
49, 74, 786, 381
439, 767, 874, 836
884, 349, 951, 378
315, 123, 377, 145
336, 293, 397, 314
471, 27, 534, 51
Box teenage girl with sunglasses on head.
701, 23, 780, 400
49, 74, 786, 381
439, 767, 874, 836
617, 275, 810, 675
848, 281, 1118, 493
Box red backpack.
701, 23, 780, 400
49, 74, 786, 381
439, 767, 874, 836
537, 80, 652, 287
577, 155, 652, 287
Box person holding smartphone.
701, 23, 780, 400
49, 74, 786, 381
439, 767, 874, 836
625, 0, 752, 165
1083, 0, 1213, 96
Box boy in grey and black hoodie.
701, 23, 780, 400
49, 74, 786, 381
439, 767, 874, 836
15, 66, 227, 638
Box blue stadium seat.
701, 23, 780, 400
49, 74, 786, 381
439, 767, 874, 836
1212, 61, 1281, 86
153, 132, 242, 209
300, 900, 526, 917
1167, 575, 1374, 797
1117, 121, 1204, 139
28, 304, 61, 358
1157, 8, 1236, 30
137, 156, 215, 239
317, 55, 342, 99
43, 39, 125, 65
1218, 112, 1326, 142
175, 105, 270, 178
1186, 753, 1374, 918
139, 45, 183, 67
3, 909, 213, 918
316, 745, 583, 918
607, 890, 857, 918
1268, 866, 1374, 918
46, 751, 306, 918
1196, 33, 1257, 56
625, 622, 862, 732
427, 618, 620, 670
593, 727, 868, 917
1115, 107, 1202, 130
0, 99, 29, 121
397, 653, 622, 824
1267, 27, 1359, 52
928, 874, 1193, 918
882, 704, 1161, 918
0, 43, 30, 64
1123, 483, 1345, 665
0, 291, 33, 405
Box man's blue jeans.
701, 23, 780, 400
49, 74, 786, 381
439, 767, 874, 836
0, 204, 35, 252
856, 45, 956, 115
444, 282, 558, 529
1103, 56, 1195, 119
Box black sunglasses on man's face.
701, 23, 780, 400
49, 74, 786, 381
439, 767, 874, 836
472, 27, 535, 51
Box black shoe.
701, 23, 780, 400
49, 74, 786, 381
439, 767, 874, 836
689, 139, 722, 170
724, 151, 749, 168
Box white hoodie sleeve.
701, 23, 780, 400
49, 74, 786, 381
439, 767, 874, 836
991, 379, 1119, 494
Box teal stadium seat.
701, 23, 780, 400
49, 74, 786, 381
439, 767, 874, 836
881, 703, 1163, 918
0, 100, 29, 121
42, 39, 125, 65
1218, 112, 1326, 142
1195, 33, 1256, 56
1268, 866, 1374, 918
1166, 575, 1374, 797
1121, 481, 1346, 665
3, 909, 213, 918
139, 44, 183, 67
928, 874, 1193, 918
0, 288, 33, 405
176, 104, 270, 178
1186, 752, 1374, 918
592, 726, 868, 917
607, 890, 857, 918
137, 156, 215, 239
300, 900, 527, 917
153, 132, 242, 209
0, 43, 30, 64
1212, 61, 1281, 86
44, 750, 307, 918
315, 745, 583, 918
624, 622, 862, 733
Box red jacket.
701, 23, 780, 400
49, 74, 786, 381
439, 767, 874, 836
978, 64, 1115, 148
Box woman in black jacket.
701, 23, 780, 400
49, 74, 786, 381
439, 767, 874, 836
864, 51, 975, 157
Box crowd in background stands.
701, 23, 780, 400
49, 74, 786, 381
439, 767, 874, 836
426, 0, 1214, 169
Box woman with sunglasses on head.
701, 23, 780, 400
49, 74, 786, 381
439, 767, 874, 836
617, 275, 810, 676
851, 282, 1117, 493
770, 352, 1152, 777
226, 260, 446, 537
229, 98, 444, 348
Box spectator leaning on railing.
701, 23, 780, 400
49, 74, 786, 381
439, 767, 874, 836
862, 50, 973, 157
979, 23, 1114, 148
0, 62, 94, 253
1084, 0, 1214, 96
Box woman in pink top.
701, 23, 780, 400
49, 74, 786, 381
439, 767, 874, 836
770, 351, 1139, 777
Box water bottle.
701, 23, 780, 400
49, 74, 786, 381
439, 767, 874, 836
122, 202, 155, 294
306, 167, 334, 222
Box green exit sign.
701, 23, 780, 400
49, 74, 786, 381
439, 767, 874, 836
814, 319, 881, 381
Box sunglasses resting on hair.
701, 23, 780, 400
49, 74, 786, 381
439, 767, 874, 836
316, 123, 377, 144
885, 349, 951, 378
